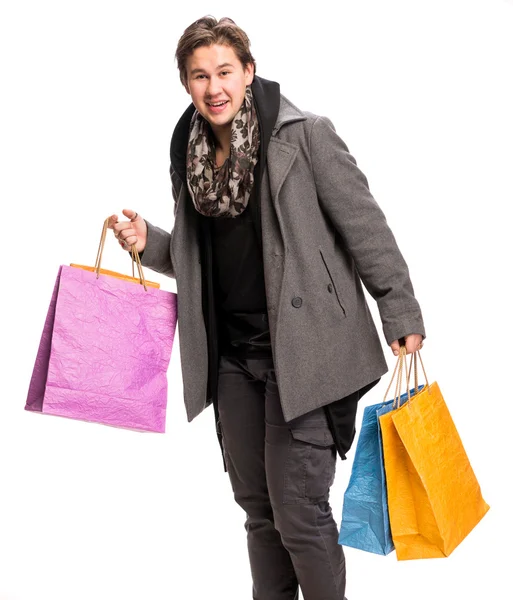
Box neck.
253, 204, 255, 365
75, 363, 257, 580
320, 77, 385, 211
210, 124, 232, 155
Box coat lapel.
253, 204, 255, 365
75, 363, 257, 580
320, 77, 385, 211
171, 182, 200, 280
266, 138, 300, 203
264, 93, 307, 217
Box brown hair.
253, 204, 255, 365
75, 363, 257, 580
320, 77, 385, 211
175, 16, 257, 88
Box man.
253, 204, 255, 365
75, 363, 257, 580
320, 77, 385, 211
109, 15, 425, 600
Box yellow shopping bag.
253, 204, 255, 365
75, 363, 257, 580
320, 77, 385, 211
379, 348, 489, 560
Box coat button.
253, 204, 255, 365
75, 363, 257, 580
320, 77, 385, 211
327, 283, 333, 293
291, 297, 302, 308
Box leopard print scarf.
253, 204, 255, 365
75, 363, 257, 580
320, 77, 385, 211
186, 86, 260, 218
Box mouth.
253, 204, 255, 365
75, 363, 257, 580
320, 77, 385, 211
206, 100, 229, 114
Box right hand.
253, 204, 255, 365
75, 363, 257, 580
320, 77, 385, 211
107, 209, 148, 254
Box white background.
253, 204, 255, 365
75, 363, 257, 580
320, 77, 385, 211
1, 1, 511, 599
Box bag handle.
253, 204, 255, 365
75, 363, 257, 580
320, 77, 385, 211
94, 218, 148, 291
382, 345, 430, 408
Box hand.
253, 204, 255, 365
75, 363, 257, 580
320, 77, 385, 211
390, 334, 424, 356
107, 209, 147, 254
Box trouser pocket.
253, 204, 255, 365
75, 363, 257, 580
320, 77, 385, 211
283, 426, 337, 505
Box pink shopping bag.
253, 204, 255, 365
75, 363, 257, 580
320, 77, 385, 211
25, 221, 177, 432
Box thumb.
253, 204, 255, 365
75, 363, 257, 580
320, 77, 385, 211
122, 208, 139, 222
390, 339, 401, 356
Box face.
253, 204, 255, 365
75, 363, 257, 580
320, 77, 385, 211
184, 43, 254, 141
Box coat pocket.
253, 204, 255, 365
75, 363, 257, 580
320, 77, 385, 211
319, 248, 347, 316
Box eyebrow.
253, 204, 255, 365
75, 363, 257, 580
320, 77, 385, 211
189, 63, 235, 76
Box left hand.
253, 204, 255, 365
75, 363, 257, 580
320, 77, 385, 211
390, 334, 424, 356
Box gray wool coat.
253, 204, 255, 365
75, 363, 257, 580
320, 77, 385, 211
140, 94, 426, 424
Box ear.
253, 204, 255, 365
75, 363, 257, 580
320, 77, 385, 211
244, 62, 255, 86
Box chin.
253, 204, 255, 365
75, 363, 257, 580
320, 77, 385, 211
206, 114, 235, 128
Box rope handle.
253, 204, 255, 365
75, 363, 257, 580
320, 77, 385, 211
382, 345, 430, 408
94, 218, 148, 291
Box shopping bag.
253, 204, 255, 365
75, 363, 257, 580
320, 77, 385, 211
338, 385, 422, 555
25, 218, 178, 432
379, 349, 490, 560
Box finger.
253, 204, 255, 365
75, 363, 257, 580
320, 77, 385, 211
117, 225, 137, 239
410, 337, 424, 352
390, 340, 401, 356
122, 208, 139, 222
113, 223, 135, 239
107, 214, 118, 229
403, 339, 413, 354
122, 234, 138, 247
405, 334, 423, 354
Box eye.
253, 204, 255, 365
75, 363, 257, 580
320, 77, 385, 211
220, 71, 230, 76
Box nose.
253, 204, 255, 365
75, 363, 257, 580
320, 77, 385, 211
206, 75, 222, 98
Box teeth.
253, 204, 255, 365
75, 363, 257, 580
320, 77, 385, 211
209, 101, 227, 107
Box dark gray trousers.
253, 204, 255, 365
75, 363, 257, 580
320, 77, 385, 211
217, 355, 346, 600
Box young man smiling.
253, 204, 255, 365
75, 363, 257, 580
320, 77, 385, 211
187, 44, 253, 170
109, 15, 425, 600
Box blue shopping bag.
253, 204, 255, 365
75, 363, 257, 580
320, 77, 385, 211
338, 386, 423, 555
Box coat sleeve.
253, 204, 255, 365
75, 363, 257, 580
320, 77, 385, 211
309, 115, 426, 345
137, 168, 181, 279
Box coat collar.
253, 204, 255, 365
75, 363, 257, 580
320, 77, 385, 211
271, 93, 307, 136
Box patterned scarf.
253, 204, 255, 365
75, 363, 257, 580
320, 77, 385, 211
186, 86, 260, 218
